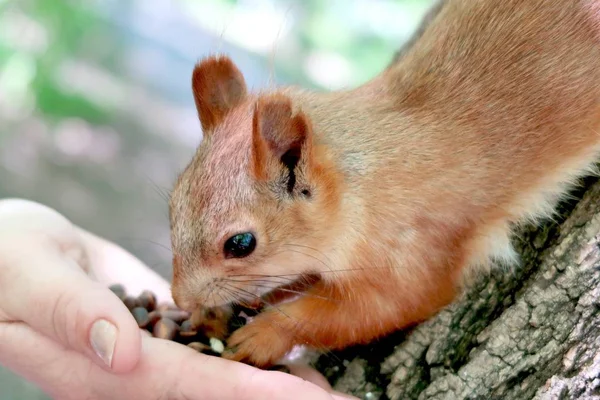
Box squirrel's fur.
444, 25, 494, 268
169, 0, 600, 367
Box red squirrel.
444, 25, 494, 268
168, 0, 600, 368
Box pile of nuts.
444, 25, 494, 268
109, 284, 260, 357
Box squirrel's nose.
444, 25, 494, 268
171, 284, 196, 312
173, 295, 195, 312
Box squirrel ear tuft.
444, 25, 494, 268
251, 94, 313, 180
192, 55, 247, 133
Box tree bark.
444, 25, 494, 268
313, 176, 600, 399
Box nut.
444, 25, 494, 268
109, 284, 127, 301
131, 307, 150, 328
123, 296, 140, 310
161, 310, 191, 323
153, 318, 179, 340
188, 342, 211, 353
179, 320, 198, 338
138, 290, 157, 311
110, 282, 290, 374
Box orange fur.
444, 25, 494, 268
191, 56, 247, 133
169, 0, 600, 367
189, 304, 233, 340
251, 94, 314, 181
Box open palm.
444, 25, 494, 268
0, 198, 355, 400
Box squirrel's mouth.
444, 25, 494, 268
238, 273, 321, 310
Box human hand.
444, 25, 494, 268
0, 198, 357, 399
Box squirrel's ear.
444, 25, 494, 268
192, 56, 247, 133
251, 94, 313, 181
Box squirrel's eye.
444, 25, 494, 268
224, 232, 256, 258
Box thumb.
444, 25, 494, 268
0, 240, 142, 373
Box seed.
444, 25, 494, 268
179, 320, 198, 337
147, 311, 162, 327
161, 310, 191, 323
131, 307, 150, 328
138, 290, 157, 311
187, 342, 211, 352
153, 318, 179, 340
109, 284, 127, 301
189, 306, 231, 340
209, 337, 225, 354
123, 296, 140, 310
115, 282, 270, 362
156, 303, 181, 312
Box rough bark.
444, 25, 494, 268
312, 176, 600, 400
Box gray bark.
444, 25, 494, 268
313, 177, 600, 400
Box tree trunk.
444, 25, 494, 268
313, 176, 600, 400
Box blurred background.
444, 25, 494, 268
0, 0, 434, 398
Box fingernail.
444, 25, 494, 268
90, 319, 117, 368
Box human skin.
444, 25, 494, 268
0, 198, 356, 400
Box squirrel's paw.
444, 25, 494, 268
222, 311, 293, 368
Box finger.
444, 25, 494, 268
0, 321, 153, 400
0, 198, 172, 303
286, 364, 360, 400
177, 352, 355, 400
0, 322, 358, 400
146, 340, 359, 400
0, 321, 94, 400
287, 363, 333, 390
0, 242, 141, 373
331, 391, 360, 399
78, 228, 174, 304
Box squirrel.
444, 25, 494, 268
390, 0, 446, 64
168, 0, 600, 368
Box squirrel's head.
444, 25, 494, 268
169, 55, 341, 311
